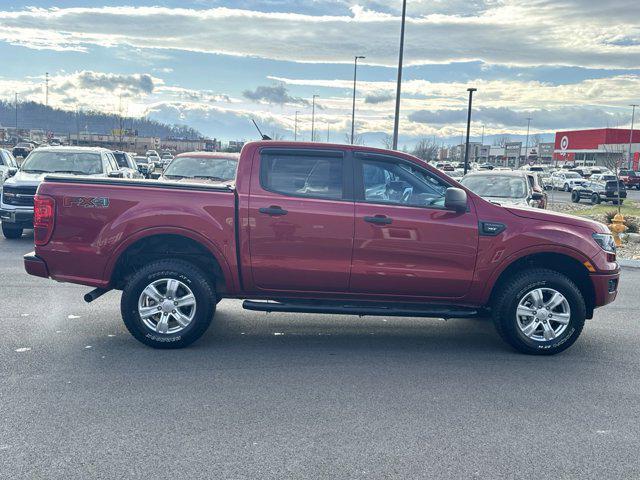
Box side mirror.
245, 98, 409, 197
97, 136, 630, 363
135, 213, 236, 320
444, 187, 468, 213
531, 192, 544, 201
108, 170, 124, 178
7, 167, 18, 177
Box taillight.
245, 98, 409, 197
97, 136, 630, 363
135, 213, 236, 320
33, 194, 55, 246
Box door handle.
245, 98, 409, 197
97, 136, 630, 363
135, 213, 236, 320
364, 215, 392, 225
259, 206, 288, 216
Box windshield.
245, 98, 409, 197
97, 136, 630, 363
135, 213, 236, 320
564, 172, 581, 179
21, 151, 103, 174
163, 156, 238, 181
461, 175, 527, 199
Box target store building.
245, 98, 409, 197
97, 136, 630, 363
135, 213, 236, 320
553, 128, 640, 169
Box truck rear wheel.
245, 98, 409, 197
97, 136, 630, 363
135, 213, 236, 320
121, 259, 216, 349
492, 269, 586, 355
2, 223, 23, 239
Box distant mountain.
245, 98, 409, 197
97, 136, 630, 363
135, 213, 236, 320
0, 101, 204, 140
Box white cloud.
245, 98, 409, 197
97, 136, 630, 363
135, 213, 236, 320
0, 4, 638, 68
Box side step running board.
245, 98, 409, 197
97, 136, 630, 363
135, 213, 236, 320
242, 300, 479, 319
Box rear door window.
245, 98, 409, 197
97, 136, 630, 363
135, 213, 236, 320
260, 151, 344, 200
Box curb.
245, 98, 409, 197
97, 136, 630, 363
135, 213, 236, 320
619, 259, 640, 269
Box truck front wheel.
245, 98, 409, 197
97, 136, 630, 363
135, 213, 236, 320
492, 269, 586, 355
121, 259, 216, 349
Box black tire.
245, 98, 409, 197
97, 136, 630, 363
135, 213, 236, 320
121, 259, 216, 349
2, 223, 23, 239
563, 183, 570, 192
571, 191, 580, 203
492, 268, 586, 355
591, 193, 601, 205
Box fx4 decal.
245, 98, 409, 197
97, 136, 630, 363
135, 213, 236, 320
63, 197, 110, 208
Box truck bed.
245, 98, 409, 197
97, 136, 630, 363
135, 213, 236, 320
34, 176, 240, 291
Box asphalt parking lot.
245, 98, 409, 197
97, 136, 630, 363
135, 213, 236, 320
1, 232, 639, 479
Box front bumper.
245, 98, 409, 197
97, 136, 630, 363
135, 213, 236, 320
590, 272, 620, 308
24, 252, 49, 279
0, 207, 33, 227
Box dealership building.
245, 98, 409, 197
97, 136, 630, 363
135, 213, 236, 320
553, 128, 640, 169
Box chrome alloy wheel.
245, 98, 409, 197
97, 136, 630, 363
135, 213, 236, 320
138, 278, 197, 334
516, 288, 571, 342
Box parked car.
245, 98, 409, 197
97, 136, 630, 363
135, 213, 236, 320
147, 153, 162, 170
569, 166, 604, 179
24, 141, 619, 355
619, 170, 640, 190
460, 171, 546, 208
521, 165, 552, 190
12, 142, 34, 159
526, 172, 548, 209
112, 151, 144, 179
571, 178, 627, 205
444, 169, 465, 181
159, 152, 239, 184
549, 171, 586, 191
133, 156, 153, 178
478, 163, 494, 170
0, 148, 19, 184
0, 146, 124, 239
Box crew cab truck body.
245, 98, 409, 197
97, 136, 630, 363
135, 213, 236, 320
25, 142, 620, 354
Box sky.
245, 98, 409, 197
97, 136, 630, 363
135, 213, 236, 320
0, 0, 639, 146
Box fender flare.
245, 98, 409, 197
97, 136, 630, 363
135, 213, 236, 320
479, 244, 592, 303
102, 226, 238, 293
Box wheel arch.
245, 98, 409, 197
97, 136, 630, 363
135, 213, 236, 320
487, 250, 596, 319
106, 228, 236, 295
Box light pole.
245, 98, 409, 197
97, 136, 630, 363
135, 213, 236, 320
524, 117, 532, 166
14, 92, 18, 132
463, 88, 477, 175
294, 110, 300, 141
628, 104, 638, 169
392, 0, 407, 150
311, 94, 319, 141
351, 55, 365, 144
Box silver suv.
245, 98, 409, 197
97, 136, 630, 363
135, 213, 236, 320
0, 146, 125, 239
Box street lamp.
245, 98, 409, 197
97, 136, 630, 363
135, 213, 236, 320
392, 0, 407, 150
351, 55, 366, 145
628, 104, 638, 169
524, 117, 532, 166
311, 94, 319, 142
463, 87, 477, 175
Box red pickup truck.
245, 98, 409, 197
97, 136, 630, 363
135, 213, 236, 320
619, 170, 640, 190
24, 141, 620, 354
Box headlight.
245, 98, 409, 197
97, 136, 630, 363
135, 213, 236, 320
593, 233, 616, 253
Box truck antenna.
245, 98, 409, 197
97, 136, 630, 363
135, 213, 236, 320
252, 119, 271, 140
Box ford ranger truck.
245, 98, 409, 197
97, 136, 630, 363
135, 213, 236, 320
24, 142, 620, 354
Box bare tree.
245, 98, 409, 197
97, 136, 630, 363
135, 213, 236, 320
344, 132, 364, 145
412, 137, 439, 162
270, 131, 286, 141
493, 135, 511, 147
602, 144, 625, 213
530, 133, 542, 148
381, 133, 394, 150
